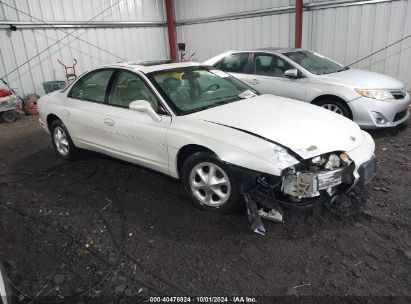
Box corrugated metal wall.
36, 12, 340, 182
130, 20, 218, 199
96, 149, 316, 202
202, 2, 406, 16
303, 0, 411, 90
2, 0, 411, 95
175, 0, 411, 90
175, 0, 295, 62
0, 0, 169, 96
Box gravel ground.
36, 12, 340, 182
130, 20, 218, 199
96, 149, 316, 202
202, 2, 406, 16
0, 115, 410, 303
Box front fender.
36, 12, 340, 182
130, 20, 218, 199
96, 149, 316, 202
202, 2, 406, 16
306, 83, 358, 103
167, 117, 299, 178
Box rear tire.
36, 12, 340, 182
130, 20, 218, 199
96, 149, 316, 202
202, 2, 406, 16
50, 119, 79, 161
1, 111, 17, 123
315, 99, 351, 119
181, 151, 244, 214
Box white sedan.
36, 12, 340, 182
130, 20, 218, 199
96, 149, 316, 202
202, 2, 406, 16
38, 61, 376, 216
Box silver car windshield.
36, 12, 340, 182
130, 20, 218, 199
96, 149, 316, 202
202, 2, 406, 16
284, 50, 348, 75
148, 67, 258, 115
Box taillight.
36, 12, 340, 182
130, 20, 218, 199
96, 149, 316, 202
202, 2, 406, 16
0, 88, 11, 97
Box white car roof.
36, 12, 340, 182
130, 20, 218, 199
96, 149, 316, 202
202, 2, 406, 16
103, 60, 203, 74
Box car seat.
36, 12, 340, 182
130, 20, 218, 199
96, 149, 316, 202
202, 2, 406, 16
161, 77, 192, 109
118, 79, 158, 111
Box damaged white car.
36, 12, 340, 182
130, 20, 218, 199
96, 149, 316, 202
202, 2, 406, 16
38, 61, 376, 227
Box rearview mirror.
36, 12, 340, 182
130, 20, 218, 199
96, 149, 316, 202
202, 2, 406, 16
129, 100, 161, 122
284, 69, 299, 78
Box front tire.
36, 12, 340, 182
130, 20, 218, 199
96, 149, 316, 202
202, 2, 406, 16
50, 119, 79, 161
181, 152, 243, 214
315, 99, 351, 118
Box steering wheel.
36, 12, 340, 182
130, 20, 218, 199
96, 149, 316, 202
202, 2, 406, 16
204, 84, 220, 92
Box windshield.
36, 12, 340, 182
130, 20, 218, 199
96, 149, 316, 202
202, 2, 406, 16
284, 50, 348, 75
147, 67, 258, 115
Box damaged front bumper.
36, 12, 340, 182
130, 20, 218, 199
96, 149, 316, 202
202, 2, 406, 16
229, 153, 376, 235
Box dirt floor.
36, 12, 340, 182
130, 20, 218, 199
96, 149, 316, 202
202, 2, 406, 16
0, 115, 410, 303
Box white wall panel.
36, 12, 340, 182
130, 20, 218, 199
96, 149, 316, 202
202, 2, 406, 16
174, 0, 293, 20
0, 0, 168, 96
176, 13, 294, 62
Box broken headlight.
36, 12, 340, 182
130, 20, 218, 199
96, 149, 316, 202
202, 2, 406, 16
325, 154, 340, 170
281, 152, 352, 199
309, 153, 351, 170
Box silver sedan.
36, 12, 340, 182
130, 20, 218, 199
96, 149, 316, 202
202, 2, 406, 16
205, 48, 410, 129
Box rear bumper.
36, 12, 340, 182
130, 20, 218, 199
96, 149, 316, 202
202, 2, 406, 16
349, 94, 410, 128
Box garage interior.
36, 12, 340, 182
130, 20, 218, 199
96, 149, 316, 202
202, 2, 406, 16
0, 0, 410, 302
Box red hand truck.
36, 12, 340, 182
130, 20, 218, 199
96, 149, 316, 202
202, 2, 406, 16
58, 59, 78, 84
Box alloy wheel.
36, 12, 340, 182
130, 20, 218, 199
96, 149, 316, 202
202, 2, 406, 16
189, 162, 231, 207
321, 103, 343, 115
53, 126, 69, 156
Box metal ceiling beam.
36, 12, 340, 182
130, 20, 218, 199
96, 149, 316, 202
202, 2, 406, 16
0, 20, 166, 29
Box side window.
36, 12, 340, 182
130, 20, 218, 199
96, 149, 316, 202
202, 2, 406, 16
110, 71, 161, 113
254, 54, 294, 77
218, 53, 249, 74
69, 69, 113, 102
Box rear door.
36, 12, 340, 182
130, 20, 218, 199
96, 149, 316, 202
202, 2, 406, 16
248, 52, 308, 101
63, 68, 116, 149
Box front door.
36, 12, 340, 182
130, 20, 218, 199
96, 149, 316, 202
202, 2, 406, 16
246, 53, 308, 101
100, 70, 171, 174
214, 52, 251, 84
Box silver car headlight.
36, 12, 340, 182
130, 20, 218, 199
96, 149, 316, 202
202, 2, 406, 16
355, 88, 393, 100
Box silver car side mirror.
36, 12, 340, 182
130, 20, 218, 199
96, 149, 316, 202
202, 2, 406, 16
129, 100, 162, 122
284, 69, 299, 78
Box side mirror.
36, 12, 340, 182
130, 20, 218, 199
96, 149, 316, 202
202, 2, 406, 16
129, 100, 161, 122
284, 69, 299, 78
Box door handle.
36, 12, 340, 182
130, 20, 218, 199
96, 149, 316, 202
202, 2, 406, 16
104, 118, 115, 127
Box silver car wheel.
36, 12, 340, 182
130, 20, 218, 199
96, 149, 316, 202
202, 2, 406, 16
53, 126, 69, 156
321, 103, 343, 115
189, 162, 231, 207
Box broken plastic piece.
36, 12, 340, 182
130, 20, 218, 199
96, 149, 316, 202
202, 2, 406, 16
258, 209, 283, 223
325, 154, 340, 170
244, 193, 265, 235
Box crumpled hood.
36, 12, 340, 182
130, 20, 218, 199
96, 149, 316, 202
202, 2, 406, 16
317, 68, 404, 89
188, 94, 364, 159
